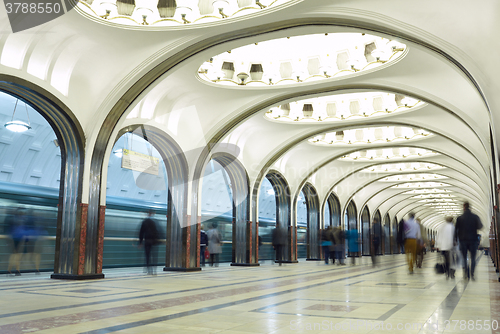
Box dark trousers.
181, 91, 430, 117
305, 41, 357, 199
441, 250, 451, 277
144, 242, 157, 274
210, 253, 219, 267
460, 240, 477, 278
275, 245, 283, 265
322, 245, 330, 264
200, 246, 206, 266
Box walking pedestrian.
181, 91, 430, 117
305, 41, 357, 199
454, 202, 483, 280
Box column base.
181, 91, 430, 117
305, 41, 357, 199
163, 267, 202, 272
230, 263, 260, 266
306, 258, 322, 261
51, 273, 105, 280
275, 260, 298, 264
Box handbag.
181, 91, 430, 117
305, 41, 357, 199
204, 248, 210, 259
435, 263, 445, 274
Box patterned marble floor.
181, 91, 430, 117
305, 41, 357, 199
0, 253, 497, 334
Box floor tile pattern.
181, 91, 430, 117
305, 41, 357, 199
0, 253, 496, 334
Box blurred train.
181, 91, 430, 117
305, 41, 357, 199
0, 182, 307, 273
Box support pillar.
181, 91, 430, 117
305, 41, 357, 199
51, 203, 104, 280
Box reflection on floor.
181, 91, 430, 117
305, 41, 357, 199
0, 253, 496, 334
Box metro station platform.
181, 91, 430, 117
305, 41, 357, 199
0, 254, 496, 334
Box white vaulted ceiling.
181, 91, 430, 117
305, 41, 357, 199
0, 0, 498, 245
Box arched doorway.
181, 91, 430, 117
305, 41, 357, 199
373, 210, 382, 255
392, 216, 399, 254
384, 213, 391, 254
265, 171, 295, 263
301, 183, 320, 260
325, 193, 341, 227
0, 83, 85, 278
201, 153, 251, 266
104, 133, 168, 269
345, 201, 357, 257
257, 177, 276, 261
201, 159, 233, 265
296, 189, 307, 258
361, 206, 371, 256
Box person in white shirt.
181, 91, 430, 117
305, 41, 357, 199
437, 216, 456, 278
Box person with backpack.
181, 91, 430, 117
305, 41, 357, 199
207, 222, 222, 267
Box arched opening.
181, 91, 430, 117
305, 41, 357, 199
345, 201, 358, 258
301, 183, 320, 260
0, 82, 84, 278
326, 193, 341, 228
257, 177, 276, 261
296, 189, 307, 258
264, 171, 295, 262
0, 92, 61, 274
104, 133, 168, 270
392, 216, 399, 254
373, 210, 382, 256
201, 159, 233, 265
107, 126, 189, 272
201, 153, 250, 266
384, 214, 391, 254
361, 206, 371, 256
324, 202, 331, 228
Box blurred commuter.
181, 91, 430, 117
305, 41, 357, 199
138, 210, 160, 275
200, 226, 208, 267
397, 219, 405, 254
207, 222, 222, 267
332, 227, 346, 265
321, 226, 333, 264
345, 228, 359, 265
416, 218, 427, 268
371, 219, 381, 266
7, 208, 27, 276
404, 213, 421, 274
24, 211, 45, 274
328, 227, 336, 264
436, 216, 455, 279
454, 202, 483, 280
272, 227, 286, 266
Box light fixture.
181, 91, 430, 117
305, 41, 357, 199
200, 33, 407, 87
267, 189, 274, 195
4, 99, 31, 133
113, 149, 123, 158
213, 0, 229, 17
346, 58, 360, 71
371, 49, 386, 62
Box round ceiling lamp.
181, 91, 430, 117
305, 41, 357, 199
4, 99, 32, 133
4, 120, 31, 133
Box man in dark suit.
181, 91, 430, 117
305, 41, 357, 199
454, 202, 483, 280
139, 210, 160, 275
